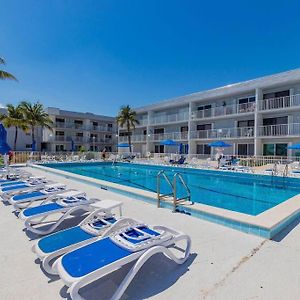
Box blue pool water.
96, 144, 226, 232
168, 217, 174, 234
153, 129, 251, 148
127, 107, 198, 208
45, 162, 300, 216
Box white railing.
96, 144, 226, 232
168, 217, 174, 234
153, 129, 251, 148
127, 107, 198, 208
151, 112, 189, 124
259, 94, 300, 111
150, 132, 188, 141
259, 123, 300, 136
190, 127, 254, 139
191, 102, 255, 120
118, 135, 147, 142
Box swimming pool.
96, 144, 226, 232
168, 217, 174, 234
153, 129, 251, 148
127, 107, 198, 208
44, 162, 300, 216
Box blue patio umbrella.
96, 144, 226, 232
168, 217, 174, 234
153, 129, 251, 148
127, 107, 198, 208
208, 141, 232, 148
31, 140, 36, 151
0, 124, 11, 155
160, 139, 178, 146
288, 143, 300, 149
117, 143, 130, 148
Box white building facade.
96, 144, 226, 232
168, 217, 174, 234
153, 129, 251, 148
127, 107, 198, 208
118, 69, 300, 157
42, 107, 116, 152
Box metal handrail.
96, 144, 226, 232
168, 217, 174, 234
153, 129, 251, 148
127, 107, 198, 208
283, 164, 289, 177
272, 161, 278, 176
173, 173, 192, 211
157, 170, 174, 208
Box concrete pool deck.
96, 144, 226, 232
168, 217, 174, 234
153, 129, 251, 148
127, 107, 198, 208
1, 166, 300, 299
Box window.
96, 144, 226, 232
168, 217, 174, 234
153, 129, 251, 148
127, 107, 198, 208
197, 124, 212, 131
181, 126, 188, 132
55, 145, 64, 151
26, 144, 32, 149
55, 131, 65, 136
105, 135, 112, 139
196, 144, 211, 155
154, 128, 164, 134
55, 118, 65, 123
108, 124, 113, 128
263, 144, 287, 156
263, 117, 288, 125
74, 120, 83, 124
238, 96, 255, 104
26, 132, 31, 136
155, 145, 164, 153
92, 121, 98, 126
143, 129, 147, 135
76, 132, 83, 137
237, 144, 254, 156
263, 90, 290, 99
237, 120, 254, 127
197, 105, 212, 117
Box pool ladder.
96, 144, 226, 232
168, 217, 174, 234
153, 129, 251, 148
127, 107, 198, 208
157, 170, 192, 212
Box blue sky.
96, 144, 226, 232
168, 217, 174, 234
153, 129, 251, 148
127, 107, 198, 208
1, 0, 300, 116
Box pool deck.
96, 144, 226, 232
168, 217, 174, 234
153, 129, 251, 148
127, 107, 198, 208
1, 166, 300, 299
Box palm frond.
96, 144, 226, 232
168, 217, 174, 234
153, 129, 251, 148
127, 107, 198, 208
0, 57, 5, 65
0, 70, 17, 81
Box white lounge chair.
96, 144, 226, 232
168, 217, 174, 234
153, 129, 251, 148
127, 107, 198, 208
19, 191, 123, 235
33, 212, 136, 275
9, 183, 67, 209
53, 223, 191, 300
0, 178, 51, 201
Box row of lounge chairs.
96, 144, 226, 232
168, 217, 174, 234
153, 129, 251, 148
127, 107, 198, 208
0, 167, 191, 300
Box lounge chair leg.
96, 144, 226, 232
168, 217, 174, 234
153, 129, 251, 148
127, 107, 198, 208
111, 241, 191, 300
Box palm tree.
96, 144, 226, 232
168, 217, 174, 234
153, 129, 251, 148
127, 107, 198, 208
20, 101, 53, 149
0, 104, 29, 150
116, 105, 139, 153
0, 57, 17, 81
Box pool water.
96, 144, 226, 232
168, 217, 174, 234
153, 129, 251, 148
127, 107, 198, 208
46, 162, 300, 216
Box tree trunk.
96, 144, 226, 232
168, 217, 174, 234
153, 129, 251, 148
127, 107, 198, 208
127, 122, 132, 153
32, 127, 35, 147
14, 126, 18, 151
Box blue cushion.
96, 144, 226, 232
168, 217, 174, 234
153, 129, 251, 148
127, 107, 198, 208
12, 191, 45, 201
22, 203, 63, 217
61, 237, 132, 278
2, 184, 29, 192
38, 226, 94, 253
0, 181, 25, 187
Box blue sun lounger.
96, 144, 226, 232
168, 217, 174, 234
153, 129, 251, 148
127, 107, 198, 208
53, 223, 191, 300
20, 191, 123, 235
9, 182, 67, 209
33, 211, 135, 274
0, 178, 51, 201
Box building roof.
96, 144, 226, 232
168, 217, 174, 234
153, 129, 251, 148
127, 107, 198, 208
135, 68, 300, 113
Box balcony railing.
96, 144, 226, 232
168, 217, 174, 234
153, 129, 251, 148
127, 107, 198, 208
259, 94, 300, 111
53, 136, 66, 142
118, 135, 147, 143
259, 123, 300, 136
150, 132, 188, 141
190, 127, 254, 139
191, 102, 255, 120
151, 112, 189, 125
90, 125, 113, 132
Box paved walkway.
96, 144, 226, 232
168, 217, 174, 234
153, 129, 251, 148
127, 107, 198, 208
1, 167, 300, 300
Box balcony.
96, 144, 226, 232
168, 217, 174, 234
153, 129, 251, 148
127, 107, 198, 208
191, 102, 255, 120
118, 135, 147, 143
90, 125, 114, 132
53, 135, 66, 142
150, 112, 189, 125
258, 94, 300, 111
150, 132, 188, 141
259, 123, 300, 137
190, 127, 254, 140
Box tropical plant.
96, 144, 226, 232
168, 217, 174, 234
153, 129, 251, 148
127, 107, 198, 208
116, 105, 139, 153
20, 101, 53, 149
0, 104, 29, 150
0, 57, 17, 81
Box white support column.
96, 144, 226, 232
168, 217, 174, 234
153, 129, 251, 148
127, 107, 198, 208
188, 102, 193, 155
254, 88, 263, 156
146, 111, 154, 153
